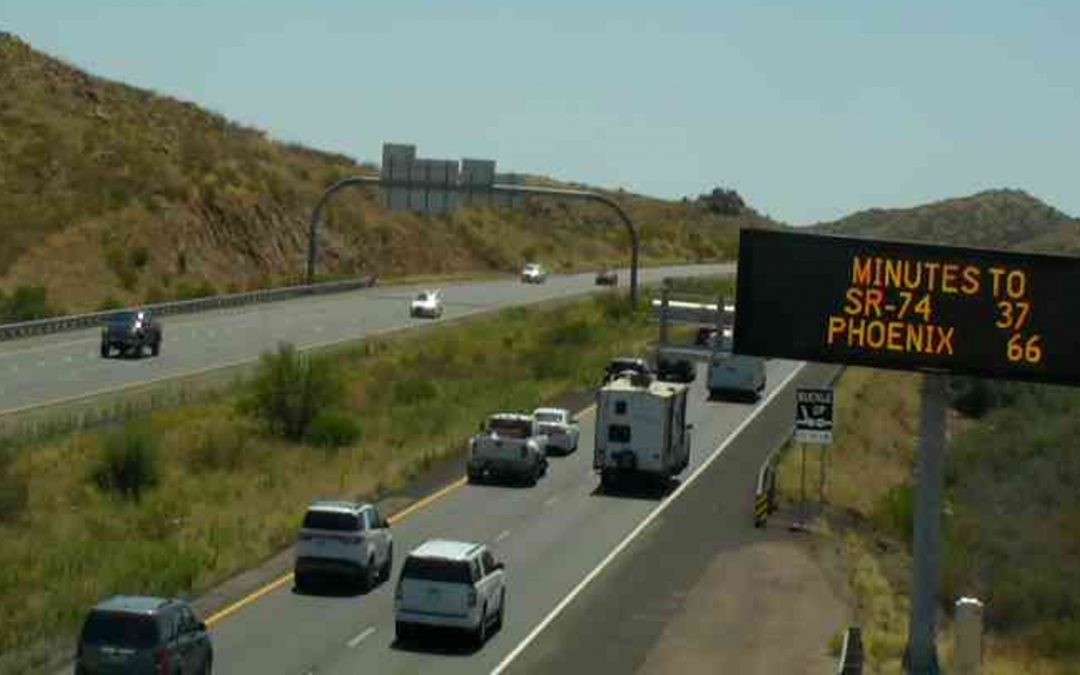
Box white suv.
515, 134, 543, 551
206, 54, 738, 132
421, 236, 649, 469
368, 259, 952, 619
394, 540, 506, 646
294, 500, 393, 591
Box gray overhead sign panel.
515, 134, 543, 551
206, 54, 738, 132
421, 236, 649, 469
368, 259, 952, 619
376, 143, 522, 214
381, 143, 415, 211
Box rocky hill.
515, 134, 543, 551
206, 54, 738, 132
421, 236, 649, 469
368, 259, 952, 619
0, 33, 776, 315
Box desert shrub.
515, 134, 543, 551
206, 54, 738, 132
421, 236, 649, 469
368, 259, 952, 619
97, 295, 125, 311
242, 342, 346, 441
187, 419, 251, 471
90, 424, 161, 502
174, 281, 216, 301
307, 410, 361, 448
0, 285, 56, 322
0, 442, 27, 523
393, 376, 438, 406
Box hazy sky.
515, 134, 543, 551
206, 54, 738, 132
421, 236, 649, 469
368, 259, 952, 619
3, 0, 1078, 224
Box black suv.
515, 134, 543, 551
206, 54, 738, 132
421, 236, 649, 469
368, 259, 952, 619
603, 356, 653, 384
595, 269, 618, 286
76, 595, 213, 674
101, 310, 162, 358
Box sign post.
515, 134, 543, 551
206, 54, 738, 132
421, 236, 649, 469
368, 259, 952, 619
733, 228, 1080, 674
793, 387, 834, 531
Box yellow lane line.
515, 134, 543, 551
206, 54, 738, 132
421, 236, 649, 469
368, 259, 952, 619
204, 401, 597, 628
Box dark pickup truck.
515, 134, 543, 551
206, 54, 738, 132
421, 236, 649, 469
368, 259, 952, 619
100, 310, 162, 358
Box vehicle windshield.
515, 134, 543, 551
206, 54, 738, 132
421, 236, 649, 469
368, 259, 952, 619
524, 264, 539, 271
415, 293, 428, 301
534, 412, 563, 423
402, 557, 473, 584
302, 510, 361, 531
80, 611, 160, 648
488, 418, 531, 438
106, 312, 138, 326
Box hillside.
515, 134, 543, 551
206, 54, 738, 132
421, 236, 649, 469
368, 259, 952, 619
812, 189, 1080, 252
0, 33, 776, 315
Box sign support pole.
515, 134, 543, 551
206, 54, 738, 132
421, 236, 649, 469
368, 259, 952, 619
791, 442, 808, 532
904, 373, 946, 674
819, 445, 827, 516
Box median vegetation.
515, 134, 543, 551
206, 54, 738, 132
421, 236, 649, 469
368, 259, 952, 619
776, 368, 1080, 674
0, 291, 659, 674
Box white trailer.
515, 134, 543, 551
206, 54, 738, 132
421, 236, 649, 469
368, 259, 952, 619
593, 373, 692, 488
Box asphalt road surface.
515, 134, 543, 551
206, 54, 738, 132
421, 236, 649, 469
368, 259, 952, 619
0, 264, 732, 414
208, 358, 836, 674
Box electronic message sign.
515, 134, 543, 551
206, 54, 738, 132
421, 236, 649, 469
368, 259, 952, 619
733, 228, 1080, 385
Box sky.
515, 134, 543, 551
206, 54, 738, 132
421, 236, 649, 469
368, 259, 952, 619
2, 0, 1078, 225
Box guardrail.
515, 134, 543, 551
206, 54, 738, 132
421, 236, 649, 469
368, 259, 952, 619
0, 275, 377, 342
836, 626, 864, 674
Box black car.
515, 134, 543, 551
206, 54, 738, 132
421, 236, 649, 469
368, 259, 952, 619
595, 269, 618, 286
101, 310, 162, 358
657, 355, 696, 383
76, 596, 213, 674
603, 356, 653, 384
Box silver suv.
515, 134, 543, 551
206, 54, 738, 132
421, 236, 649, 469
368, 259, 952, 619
394, 540, 506, 647
75, 596, 213, 675
294, 500, 393, 591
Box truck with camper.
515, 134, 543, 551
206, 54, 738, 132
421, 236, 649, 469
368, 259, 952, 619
467, 413, 549, 486
593, 371, 692, 489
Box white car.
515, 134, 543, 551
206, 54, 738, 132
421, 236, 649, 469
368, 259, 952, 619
394, 540, 506, 646
294, 500, 393, 591
521, 263, 546, 284
532, 407, 580, 455
410, 289, 444, 318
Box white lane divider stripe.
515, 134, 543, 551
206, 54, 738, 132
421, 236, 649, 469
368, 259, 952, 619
489, 362, 807, 675
542, 495, 560, 508
495, 529, 511, 543
347, 626, 376, 648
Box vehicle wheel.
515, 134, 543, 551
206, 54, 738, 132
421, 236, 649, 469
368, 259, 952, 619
494, 590, 505, 631
381, 543, 393, 581
201, 652, 212, 675
708, 389, 718, 401
396, 621, 413, 644
365, 557, 378, 590
600, 469, 616, 491
467, 467, 482, 484
100, 343, 109, 358
474, 603, 489, 646
151, 339, 160, 357
525, 464, 539, 487
293, 571, 308, 592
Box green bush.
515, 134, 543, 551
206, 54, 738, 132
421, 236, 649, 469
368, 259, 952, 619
243, 342, 346, 441
0, 285, 57, 322
90, 425, 161, 502
97, 296, 125, 311
0, 443, 27, 523
871, 485, 914, 547
307, 410, 362, 448
130, 246, 150, 270
393, 376, 438, 406
174, 281, 216, 301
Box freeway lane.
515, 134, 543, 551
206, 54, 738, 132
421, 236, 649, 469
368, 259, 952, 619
209, 358, 825, 674
0, 263, 732, 414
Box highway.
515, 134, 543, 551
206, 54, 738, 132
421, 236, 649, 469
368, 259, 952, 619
0, 264, 731, 414
208, 358, 836, 674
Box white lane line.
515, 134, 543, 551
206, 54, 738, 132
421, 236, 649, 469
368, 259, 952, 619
490, 362, 807, 675
347, 626, 376, 648
543, 495, 560, 508
37, 360, 46, 367
495, 529, 511, 543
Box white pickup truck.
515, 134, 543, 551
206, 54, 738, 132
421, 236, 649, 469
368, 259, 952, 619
532, 407, 580, 456
467, 413, 549, 486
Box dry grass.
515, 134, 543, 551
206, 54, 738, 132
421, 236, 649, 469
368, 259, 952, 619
776, 367, 1076, 674
0, 33, 772, 314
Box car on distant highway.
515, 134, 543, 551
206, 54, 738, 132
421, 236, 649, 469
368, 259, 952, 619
520, 262, 547, 284
294, 500, 393, 592
75, 595, 213, 675
409, 289, 444, 318
602, 356, 653, 384
532, 407, 580, 455
595, 268, 618, 286
394, 539, 506, 647
100, 310, 162, 358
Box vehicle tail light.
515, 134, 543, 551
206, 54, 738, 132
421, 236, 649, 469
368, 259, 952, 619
155, 647, 173, 674
467, 589, 477, 607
